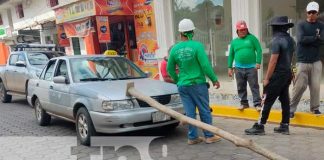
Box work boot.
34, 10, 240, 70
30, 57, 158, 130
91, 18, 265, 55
205, 135, 221, 144
238, 104, 249, 111
274, 123, 289, 135
312, 110, 322, 115
245, 123, 265, 135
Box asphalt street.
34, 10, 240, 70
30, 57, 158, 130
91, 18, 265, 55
1, 98, 324, 160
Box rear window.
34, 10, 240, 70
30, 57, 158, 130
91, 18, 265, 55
26, 52, 65, 65
27, 53, 49, 65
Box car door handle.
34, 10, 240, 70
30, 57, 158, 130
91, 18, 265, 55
14, 70, 17, 72
36, 83, 39, 87
49, 86, 53, 89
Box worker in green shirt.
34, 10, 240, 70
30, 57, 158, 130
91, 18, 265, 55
228, 20, 262, 111
167, 18, 221, 145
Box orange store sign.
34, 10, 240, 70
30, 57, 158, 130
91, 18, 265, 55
96, 16, 111, 43
55, 0, 95, 24
57, 25, 70, 47
95, 0, 133, 15
63, 18, 95, 37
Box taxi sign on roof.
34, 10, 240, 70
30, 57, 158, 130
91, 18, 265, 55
104, 50, 118, 56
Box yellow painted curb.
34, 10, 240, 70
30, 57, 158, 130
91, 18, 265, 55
210, 105, 324, 129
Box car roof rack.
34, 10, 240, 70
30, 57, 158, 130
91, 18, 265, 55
14, 43, 56, 51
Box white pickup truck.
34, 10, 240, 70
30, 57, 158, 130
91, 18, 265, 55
0, 44, 64, 103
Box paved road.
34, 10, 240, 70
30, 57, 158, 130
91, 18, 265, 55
1, 98, 324, 160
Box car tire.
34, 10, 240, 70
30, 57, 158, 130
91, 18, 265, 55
76, 107, 96, 146
34, 98, 51, 126
0, 81, 12, 103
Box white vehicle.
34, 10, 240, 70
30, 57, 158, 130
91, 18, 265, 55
0, 44, 64, 103
27, 55, 184, 145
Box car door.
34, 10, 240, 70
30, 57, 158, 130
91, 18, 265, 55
15, 53, 29, 93
5, 54, 19, 91
36, 59, 57, 112
50, 59, 73, 118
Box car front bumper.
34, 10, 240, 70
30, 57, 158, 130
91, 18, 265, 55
90, 105, 184, 133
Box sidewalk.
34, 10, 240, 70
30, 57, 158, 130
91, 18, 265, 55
208, 80, 324, 128
209, 80, 324, 112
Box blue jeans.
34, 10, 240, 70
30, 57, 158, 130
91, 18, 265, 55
178, 84, 214, 140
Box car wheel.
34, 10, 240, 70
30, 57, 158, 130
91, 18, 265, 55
76, 107, 96, 146
34, 98, 51, 126
0, 81, 12, 103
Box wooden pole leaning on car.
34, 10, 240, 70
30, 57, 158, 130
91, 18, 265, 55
126, 82, 287, 160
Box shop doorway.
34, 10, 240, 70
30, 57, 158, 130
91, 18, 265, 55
71, 37, 81, 55
99, 16, 137, 61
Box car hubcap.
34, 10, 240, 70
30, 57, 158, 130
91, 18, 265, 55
78, 114, 88, 139
35, 101, 42, 121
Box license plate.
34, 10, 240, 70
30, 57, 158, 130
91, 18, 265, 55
152, 111, 171, 123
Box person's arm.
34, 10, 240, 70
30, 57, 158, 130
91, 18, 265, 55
160, 60, 168, 78
264, 38, 280, 86
251, 35, 262, 68
227, 42, 235, 77
318, 23, 324, 43
167, 51, 178, 83
297, 22, 319, 45
263, 54, 279, 86
161, 60, 174, 83
196, 43, 219, 87
227, 41, 235, 69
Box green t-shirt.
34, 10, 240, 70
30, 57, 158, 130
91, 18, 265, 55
228, 34, 262, 68
167, 40, 218, 86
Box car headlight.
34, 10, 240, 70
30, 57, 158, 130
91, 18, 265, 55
102, 100, 134, 111
170, 94, 181, 104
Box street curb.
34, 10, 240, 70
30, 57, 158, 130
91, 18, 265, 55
210, 105, 324, 129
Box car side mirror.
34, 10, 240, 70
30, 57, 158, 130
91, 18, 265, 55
144, 71, 152, 78
16, 61, 26, 67
53, 76, 69, 84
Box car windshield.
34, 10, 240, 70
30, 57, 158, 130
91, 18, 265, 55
27, 52, 50, 65
70, 57, 147, 82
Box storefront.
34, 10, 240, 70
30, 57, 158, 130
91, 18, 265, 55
166, 0, 324, 81
55, 0, 160, 78
171, 0, 232, 79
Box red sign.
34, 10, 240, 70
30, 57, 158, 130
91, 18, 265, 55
95, 0, 133, 15
57, 25, 70, 47
63, 18, 95, 37
96, 16, 111, 43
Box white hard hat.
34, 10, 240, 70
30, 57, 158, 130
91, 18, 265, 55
306, 1, 319, 12
178, 19, 195, 32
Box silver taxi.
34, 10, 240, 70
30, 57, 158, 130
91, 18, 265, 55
27, 55, 183, 145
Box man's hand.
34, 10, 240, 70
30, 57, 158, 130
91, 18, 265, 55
256, 64, 261, 69
263, 79, 269, 87
213, 81, 220, 89
228, 68, 234, 78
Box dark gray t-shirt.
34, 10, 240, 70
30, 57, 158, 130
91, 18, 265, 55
296, 20, 324, 63
271, 32, 296, 73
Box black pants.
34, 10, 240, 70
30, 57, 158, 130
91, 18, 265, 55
259, 72, 292, 125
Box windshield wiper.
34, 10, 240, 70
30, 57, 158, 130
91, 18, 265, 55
79, 78, 111, 82
118, 76, 146, 80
